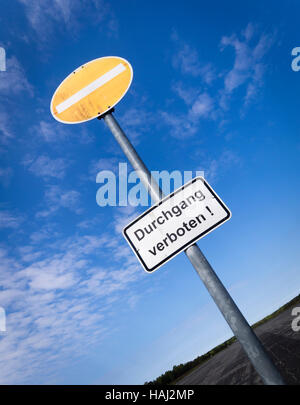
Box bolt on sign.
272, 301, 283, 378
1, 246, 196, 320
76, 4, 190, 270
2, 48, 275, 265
50, 56, 133, 124
123, 177, 231, 273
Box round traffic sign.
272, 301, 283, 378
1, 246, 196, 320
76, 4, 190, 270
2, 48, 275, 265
50, 56, 133, 124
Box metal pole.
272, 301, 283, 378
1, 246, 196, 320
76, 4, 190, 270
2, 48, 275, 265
101, 111, 285, 385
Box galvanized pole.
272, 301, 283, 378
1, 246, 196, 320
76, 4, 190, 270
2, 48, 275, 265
101, 111, 285, 385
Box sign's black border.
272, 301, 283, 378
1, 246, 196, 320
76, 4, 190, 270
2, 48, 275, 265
123, 177, 231, 273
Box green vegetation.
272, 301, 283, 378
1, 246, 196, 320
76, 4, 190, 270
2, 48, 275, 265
144, 335, 237, 385
251, 294, 300, 329
144, 293, 300, 385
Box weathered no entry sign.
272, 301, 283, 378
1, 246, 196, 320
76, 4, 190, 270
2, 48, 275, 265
51, 56, 133, 124
123, 177, 231, 272
50, 55, 285, 385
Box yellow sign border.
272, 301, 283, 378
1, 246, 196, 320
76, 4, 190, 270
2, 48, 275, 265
50, 56, 133, 125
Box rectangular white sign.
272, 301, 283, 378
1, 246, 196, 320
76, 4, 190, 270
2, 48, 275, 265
123, 177, 231, 273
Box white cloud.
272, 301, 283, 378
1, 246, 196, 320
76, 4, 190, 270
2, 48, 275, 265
200, 149, 241, 183
0, 111, 13, 147
28, 268, 77, 290
171, 32, 215, 84
34, 120, 69, 143
23, 155, 70, 179
0, 229, 143, 383
220, 24, 274, 106
36, 185, 81, 217
18, 0, 118, 43
172, 82, 198, 105
161, 92, 215, 138
33, 119, 92, 145
243, 22, 255, 42
0, 167, 13, 186
30, 226, 60, 244
77, 219, 97, 229
0, 56, 33, 96
119, 107, 154, 143
172, 83, 214, 120
0, 211, 23, 229
189, 93, 214, 120
89, 157, 119, 180
0, 56, 33, 150
168, 25, 274, 127
160, 111, 198, 139
113, 205, 140, 234
165, 34, 219, 138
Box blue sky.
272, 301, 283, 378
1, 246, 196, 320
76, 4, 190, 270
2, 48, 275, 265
0, 0, 300, 384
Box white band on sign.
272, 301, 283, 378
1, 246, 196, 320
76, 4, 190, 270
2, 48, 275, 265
55, 63, 126, 114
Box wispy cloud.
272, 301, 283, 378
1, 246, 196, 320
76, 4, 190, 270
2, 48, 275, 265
0, 56, 33, 150
113, 205, 140, 234
161, 92, 216, 138
164, 25, 274, 138
33, 120, 70, 143
30, 225, 60, 244
172, 82, 199, 105
189, 93, 215, 120
160, 111, 198, 139
89, 157, 119, 180
32, 119, 92, 146
18, 0, 118, 44
119, 107, 154, 144
0, 56, 33, 97
23, 155, 70, 180
220, 23, 274, 107
0, 111, 12, 147
171, 32, 215, 84
0, 167, 13, 186
161, 33, 221, 138
0, 227, 142, 383
36, 185, 81, 217
0, 211, 23, 229
199, 149, 241, 183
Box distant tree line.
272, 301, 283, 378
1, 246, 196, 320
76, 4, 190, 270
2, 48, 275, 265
144, 336, 236, 385
145, 293, 300, 385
